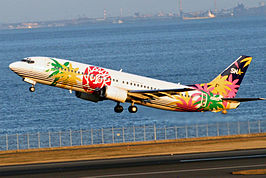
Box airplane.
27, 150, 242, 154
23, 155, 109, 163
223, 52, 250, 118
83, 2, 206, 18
9, 55, 265, 114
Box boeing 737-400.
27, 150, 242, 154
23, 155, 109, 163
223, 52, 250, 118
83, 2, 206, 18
9, 56, 265, 114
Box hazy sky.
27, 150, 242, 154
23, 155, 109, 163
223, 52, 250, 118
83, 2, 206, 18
0, 0, 264, 23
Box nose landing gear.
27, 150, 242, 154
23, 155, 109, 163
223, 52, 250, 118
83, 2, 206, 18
23, 78, 36, 92
29, 86, 35, 92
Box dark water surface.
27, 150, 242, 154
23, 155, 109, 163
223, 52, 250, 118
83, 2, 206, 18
0, 17, 265, 134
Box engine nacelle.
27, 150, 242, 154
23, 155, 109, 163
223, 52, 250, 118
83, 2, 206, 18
104, 86, 127, 103
75, 91, 103, 103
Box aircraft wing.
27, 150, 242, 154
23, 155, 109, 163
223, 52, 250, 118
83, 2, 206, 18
127, 88, 195, 102
222, 98, 266, 102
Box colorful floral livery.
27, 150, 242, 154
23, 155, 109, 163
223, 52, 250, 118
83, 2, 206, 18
184, 56, 253, 112
10, 55, 264, 113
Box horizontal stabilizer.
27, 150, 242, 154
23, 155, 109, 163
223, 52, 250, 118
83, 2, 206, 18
222, 98, 266, 102
129, 88, 195, 94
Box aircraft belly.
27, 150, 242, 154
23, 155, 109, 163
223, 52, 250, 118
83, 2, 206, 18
138, 102, 178, 111
134, 97, 185, 112
134, 95, 206, 112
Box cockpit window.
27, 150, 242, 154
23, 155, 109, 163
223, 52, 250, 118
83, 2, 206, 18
21, 58, 35, 64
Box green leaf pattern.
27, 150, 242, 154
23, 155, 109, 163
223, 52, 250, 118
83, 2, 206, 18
46, 58, 69, 86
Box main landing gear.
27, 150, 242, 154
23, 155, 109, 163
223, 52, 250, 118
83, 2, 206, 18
114, 102, 138, 113
114, 103, 124, 113
128, 105, 138, 113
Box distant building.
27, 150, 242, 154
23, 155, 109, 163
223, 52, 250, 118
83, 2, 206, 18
233, 3, 247, 16
247, 5, 266, 16
232, 2, 266, 16
104, 9, 107, 20
134, 12, 140, 18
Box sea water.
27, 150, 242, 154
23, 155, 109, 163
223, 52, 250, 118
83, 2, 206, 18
0, 16, 265, 134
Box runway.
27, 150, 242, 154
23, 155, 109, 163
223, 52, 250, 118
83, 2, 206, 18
1, 149, 266, 178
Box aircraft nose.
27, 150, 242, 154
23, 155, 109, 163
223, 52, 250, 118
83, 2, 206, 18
9, 61, 20, 72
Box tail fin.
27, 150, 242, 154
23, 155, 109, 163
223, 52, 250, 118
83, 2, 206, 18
193, 56, 252, 98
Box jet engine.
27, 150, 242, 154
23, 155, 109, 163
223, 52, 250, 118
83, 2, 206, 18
102, 86, 127, 103
75, 86, 128, 103
75, 91, 103, 102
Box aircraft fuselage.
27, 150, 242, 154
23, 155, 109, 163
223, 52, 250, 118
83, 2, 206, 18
10, 56, 259, 113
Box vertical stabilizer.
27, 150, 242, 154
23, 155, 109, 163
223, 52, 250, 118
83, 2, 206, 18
192, 56, 252, 98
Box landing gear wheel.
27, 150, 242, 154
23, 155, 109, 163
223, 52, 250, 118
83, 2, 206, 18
128, 105, 138, 113
114, 104, 123, 113
29, 86, 35, 92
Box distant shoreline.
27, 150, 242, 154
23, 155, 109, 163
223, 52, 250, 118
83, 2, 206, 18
1, 3, 265, 30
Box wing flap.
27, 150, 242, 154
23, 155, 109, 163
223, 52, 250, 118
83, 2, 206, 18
127, 88, 195, 102
129, 88, 195, 94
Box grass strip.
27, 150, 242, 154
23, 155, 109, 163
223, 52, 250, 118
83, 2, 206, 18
232, 169, 266, 175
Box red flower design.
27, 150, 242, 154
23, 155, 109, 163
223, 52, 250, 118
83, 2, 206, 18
82, 66, 111, 93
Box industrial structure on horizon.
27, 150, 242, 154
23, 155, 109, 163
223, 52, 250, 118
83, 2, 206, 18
1, 1, 265, 30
